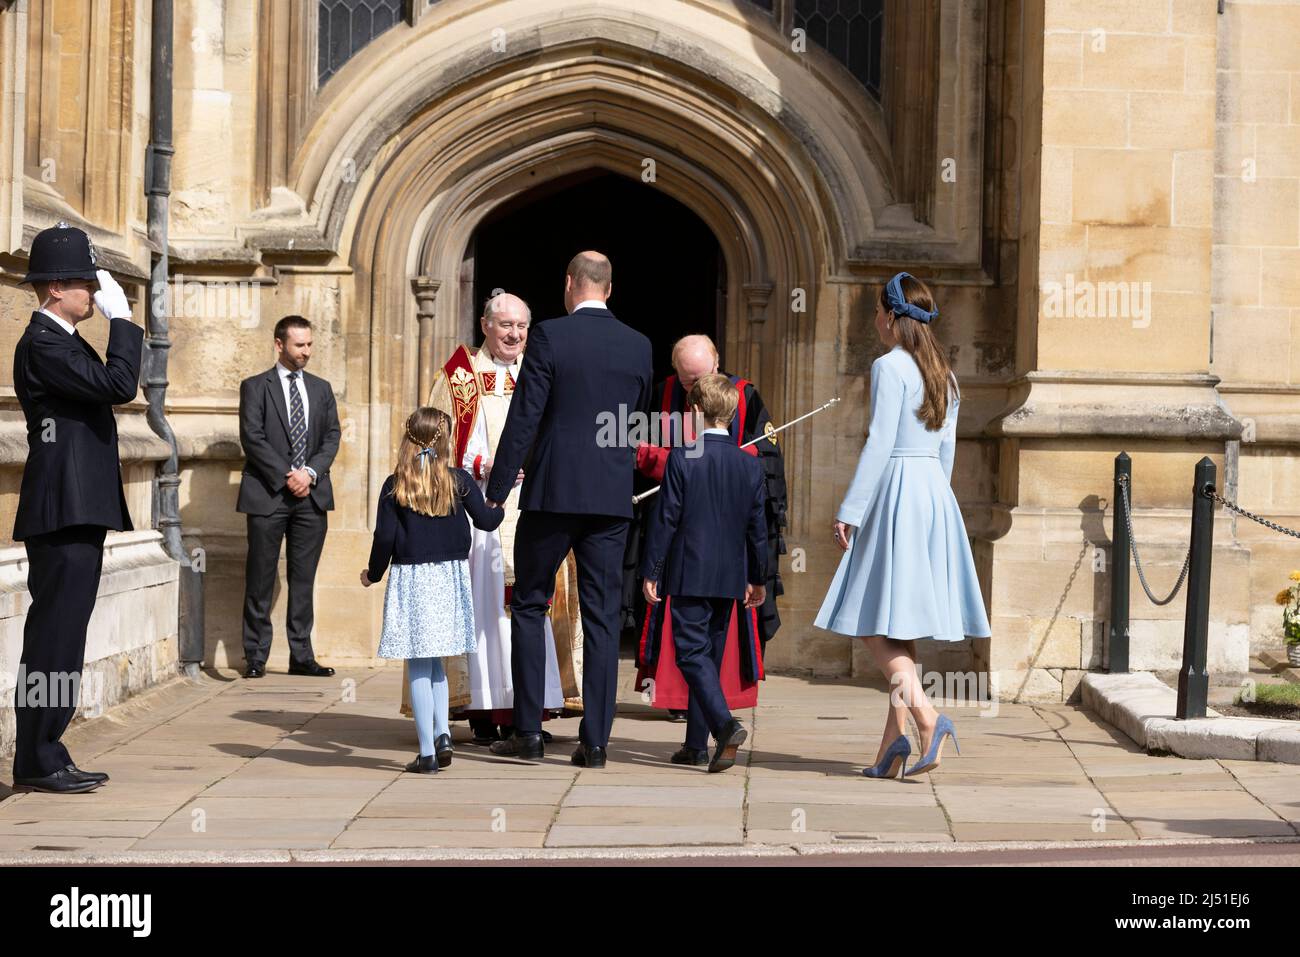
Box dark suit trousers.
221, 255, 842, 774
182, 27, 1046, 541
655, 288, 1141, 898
670, 596, 735, 751
511, 510, 629, 745
13, 524, 107, 778
242, 488, 328, 666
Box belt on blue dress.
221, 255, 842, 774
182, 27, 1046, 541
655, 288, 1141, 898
889, 448, 939, 458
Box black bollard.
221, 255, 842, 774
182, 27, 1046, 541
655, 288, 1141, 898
1177, 457, 1216, 720
1109, 452, 1131, 673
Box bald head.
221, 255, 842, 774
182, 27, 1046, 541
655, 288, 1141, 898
672, 334, 720, 391
481, 291, 530, 364
564, 250, 612, 313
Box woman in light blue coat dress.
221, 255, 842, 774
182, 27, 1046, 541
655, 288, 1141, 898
815, 272, 991, 779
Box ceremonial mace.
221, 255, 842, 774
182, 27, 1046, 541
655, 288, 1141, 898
631, 396, 841, 504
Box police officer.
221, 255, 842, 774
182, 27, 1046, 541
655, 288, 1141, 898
10, 222, 143, 794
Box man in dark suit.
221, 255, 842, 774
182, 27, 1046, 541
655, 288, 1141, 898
11, 222, 143, 794
237, 315, 340, 678
641, 374, 768, 773
485, 251, 653, 767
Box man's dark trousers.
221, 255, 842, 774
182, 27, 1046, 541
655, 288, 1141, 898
13, 524, 108, 778
510, 510, 629, 747
242, 487, 328, 667
670, 596, 735, 751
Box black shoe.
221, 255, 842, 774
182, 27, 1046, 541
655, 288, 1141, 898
708, 719, 747, 774
434, 733, 454, 769
65, 764, 109, 784
667, 709, 688, 723
670, 746, 710, 766
243, 662, 265, 679
13, 768, 102, 794
288, 659, 335, 677
490, 732, 544, 760
404, 753, 439, 774
469, 720, 499, 745
541, 729, 554, 744
571, 743, 607, 769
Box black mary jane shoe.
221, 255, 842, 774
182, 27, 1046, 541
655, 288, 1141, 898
669, 746, 710, 767
404, 753, 439, 774
434, 734, 454, 769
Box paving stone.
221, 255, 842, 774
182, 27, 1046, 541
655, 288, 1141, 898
544, 825, 743, 847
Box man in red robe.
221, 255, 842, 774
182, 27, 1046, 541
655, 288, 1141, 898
626, 334, 787, 719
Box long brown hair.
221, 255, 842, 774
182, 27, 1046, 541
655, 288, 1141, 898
392, 407, 458, 517
879, 274, 957, 431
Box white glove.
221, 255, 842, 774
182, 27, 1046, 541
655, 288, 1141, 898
93, 269, 132, 320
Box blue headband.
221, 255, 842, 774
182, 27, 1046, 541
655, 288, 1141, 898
884, 272, 938, 324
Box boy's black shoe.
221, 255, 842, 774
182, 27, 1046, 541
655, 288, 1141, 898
490, 732, 544, 760
670, 746, 709, 766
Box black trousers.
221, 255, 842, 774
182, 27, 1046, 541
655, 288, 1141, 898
670, 596, 735, 751
241, 489, 328, 667
511, 510, 629, 745
13, 524, 107, 779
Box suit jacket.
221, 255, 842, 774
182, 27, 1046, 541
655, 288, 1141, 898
12, 311, 144, 541
237, 365, 340, 515
486, 305, 653, 518
639, 432, 768, 600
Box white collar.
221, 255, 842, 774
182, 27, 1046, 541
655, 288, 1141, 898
277, 362, 304, 380
40, 308, 77, 336
573, 299, 607, 312
700, 427, 729, 436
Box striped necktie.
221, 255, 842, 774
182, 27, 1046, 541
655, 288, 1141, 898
287, 372, 307, 470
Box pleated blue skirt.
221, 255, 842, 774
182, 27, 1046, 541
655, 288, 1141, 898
815, 454, 991, 641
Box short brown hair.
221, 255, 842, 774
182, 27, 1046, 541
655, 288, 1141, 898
274, 315, 311, 342
566, 251, 611, 291
688, 373, 738, 427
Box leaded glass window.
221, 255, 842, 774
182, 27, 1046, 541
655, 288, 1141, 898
793, 0, 885, 100
318, 0, 404, 86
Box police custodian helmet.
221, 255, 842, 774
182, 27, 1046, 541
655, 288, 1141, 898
20, 220, 99, 284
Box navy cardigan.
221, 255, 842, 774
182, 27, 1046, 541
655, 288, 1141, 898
366, 469, 504, 582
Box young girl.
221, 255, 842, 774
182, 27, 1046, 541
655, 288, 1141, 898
815, 272, 992, 779
361, 407, 504, 773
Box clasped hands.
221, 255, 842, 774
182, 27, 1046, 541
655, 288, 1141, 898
285, 468, 312, 497
643, 579, 766, 609
482, 456, 525, 509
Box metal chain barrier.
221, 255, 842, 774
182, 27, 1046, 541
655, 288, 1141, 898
1207, 487, 1300, 540
1117, 474, 1191, 606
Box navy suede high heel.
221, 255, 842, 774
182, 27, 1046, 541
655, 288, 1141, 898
862, 733, 910, 779
904, 714, 959, 776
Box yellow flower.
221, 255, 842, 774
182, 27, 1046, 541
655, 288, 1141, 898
1290, 571, 1300, 582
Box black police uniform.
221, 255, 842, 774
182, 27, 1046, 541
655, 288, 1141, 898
11, 223, 143, 788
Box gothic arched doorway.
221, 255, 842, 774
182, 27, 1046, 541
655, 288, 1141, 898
468, 170, 725, 378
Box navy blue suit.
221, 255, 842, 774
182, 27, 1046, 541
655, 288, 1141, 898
486, 305, 653, 745
640, 431, 768, 748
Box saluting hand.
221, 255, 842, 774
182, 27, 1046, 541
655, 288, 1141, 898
92, 269, 133, 321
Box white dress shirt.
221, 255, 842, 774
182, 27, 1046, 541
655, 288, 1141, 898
40, 308, 77, 335
573, 298, 607, 312
276, 362, 316, 484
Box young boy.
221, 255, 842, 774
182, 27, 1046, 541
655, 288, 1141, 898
640, 373, 768, 772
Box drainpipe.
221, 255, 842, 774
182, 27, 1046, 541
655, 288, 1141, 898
144, 0, 204, 677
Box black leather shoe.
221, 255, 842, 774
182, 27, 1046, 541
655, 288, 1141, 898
709, 719, 747, 774
288, 659, 335, 677
540, 729, 554, 744
469, 719, 499, 745
434, 733, 454, 769
571, 743, 607, 768
65, 764, 109, 784
13, 768, 102, 794
490, 732, 544, 760
670, 746, 710, 766
404, 753, 439, 774
243, 662, 265, 678
667, 709, 689, 723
